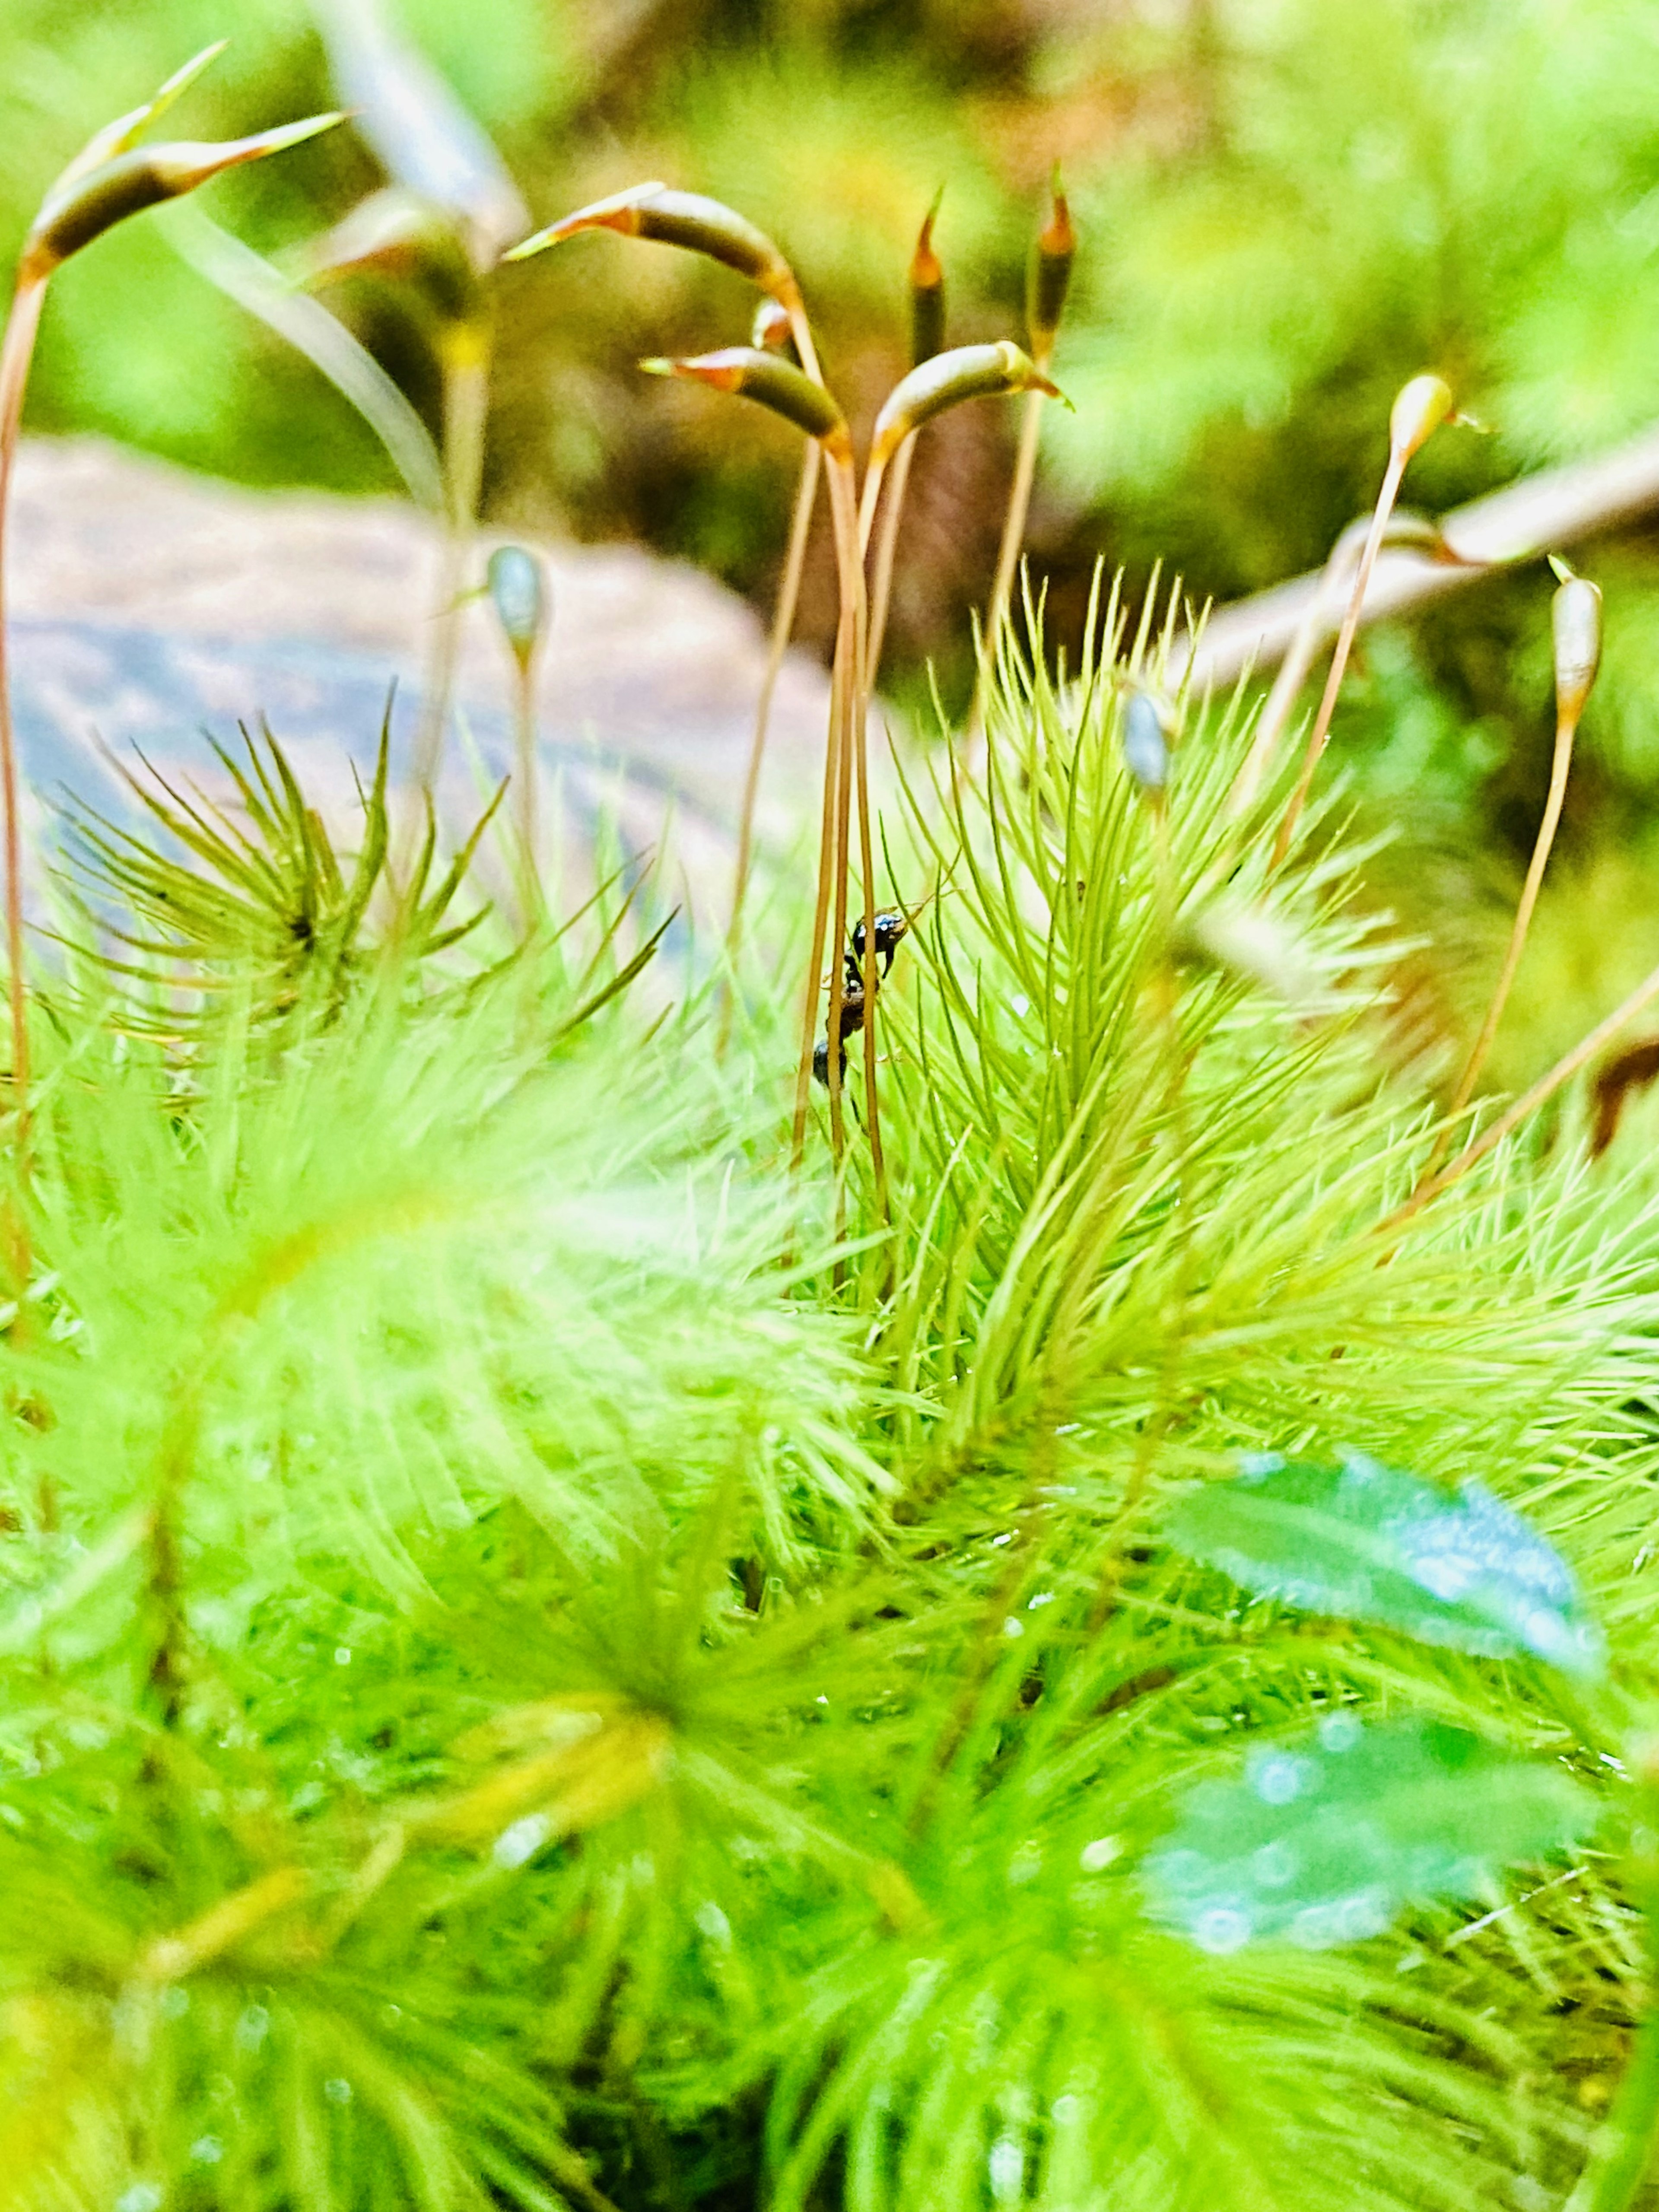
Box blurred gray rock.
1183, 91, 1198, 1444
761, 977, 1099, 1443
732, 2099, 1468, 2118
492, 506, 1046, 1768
9, 437, 832, 933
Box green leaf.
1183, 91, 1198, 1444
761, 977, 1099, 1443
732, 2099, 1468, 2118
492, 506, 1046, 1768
1147, 1716, 1597, 1955
1166, 1450, 1605, 1678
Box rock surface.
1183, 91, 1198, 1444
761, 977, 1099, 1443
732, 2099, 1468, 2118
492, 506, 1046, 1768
9, 437, 833, 931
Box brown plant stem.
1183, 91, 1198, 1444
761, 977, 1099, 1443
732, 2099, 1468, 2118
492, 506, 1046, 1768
1271, 445, 1408, 867
790, 630, 845, 1178
821, 456, 869, 1177
1379, 950, 1659, 1239
1171, 410, 1659, 695
1227, 531, 1357, 821
727, 438, 821, 970
849, 606, 889, 1226
512, 654, 540, 929
0, 274, 45, 1264
864, 431, 915, 692
1420, 701, 1583, 1185
969, 381, 1046, 746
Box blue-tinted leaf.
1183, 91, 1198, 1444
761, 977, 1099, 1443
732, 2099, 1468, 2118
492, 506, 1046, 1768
1146, 1715, 1595, 1955
1166, 1450, 1604, 1678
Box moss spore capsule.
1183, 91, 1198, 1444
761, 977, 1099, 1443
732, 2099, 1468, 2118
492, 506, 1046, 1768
299, 188, 482, 333
909, 193, 946, 368
641, 348, 849, 454
508, 183, 799, 307
487, 547, 547, 674
1389, 373, 1454, 463
869, 341, 1062, 467
1028, 175, 1076, 363
1551, 574, 1602, 724
23, 116, 346, 281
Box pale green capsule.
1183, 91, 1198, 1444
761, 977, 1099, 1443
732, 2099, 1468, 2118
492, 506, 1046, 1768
487, 547, 548, 673
1552, 575, 1602, 724
509, 183, 799, 308
869, 342, 1062, 468
640, 348, 850, 455
23, 114, 346, 281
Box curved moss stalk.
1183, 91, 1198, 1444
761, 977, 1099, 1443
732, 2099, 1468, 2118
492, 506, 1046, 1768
1272, 374, 1454, 866
1227, 513, 1465, 820
1379, 941, 1659, 1236
864, 196, 947, 692
1416, 572, 1602, 1188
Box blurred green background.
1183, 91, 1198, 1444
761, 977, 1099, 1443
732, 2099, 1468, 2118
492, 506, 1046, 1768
6, 0, 1659, 1090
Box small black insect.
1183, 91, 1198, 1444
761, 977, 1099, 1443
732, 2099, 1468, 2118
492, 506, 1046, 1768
851, 907, 908, 977
813, 977, 867, 1087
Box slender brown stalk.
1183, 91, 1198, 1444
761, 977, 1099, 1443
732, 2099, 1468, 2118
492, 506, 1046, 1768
838, 460, 888, 1223
821, 457, 870, 1172
978, 386, 1044, 690
1270, 452, 1406, 868
1271, 375, 1452, 867
1430, 720, 1574, 1150
783, 304, 822, 388
791, 641, 846, 1175
1414, 571, 1602, 1189
0, 275, 44, 1243
1227, 513, 1462, 820
864, 432, 915, 690
1227, 530, 1358, 820
512, 658, 540, 924
1380, 950, 1659, 1238
728, 439, 822, 964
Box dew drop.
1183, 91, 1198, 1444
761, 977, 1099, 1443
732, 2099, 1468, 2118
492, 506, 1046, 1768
493, 1813, 551, 1870
1192, 1904, 1254, 1954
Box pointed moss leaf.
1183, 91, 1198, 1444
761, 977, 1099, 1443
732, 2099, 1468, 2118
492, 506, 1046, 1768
1166, 1451, 1604, 1678
1147, 1716, 1595, 1955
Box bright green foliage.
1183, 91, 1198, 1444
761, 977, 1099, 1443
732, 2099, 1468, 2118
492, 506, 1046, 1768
60, 720, 493, 1028
5, 599, 1659, 2207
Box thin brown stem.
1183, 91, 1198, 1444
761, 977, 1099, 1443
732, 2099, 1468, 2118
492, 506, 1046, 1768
864, 432, 915, 689
969, 379, 1046, 749
1271, 448, 1408, 868
789, 625, 844, 1177
0, 275, 44, 1268
1419, 704, 1581, 1186
783, 301, 823, 388
727, 438, 821, 973
513, 655, 540, 931
1379, 949, 1659, 1238
831, 453, 887, 1212
1227, 537, 1354, 820
823, 595, 853, 1175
